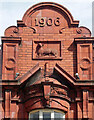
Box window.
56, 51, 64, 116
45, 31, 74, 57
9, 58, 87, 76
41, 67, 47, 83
29, 109, 65, 120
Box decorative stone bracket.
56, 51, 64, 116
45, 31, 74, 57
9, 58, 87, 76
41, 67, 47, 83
41, 82, 68, 107
43, 84, 51, 107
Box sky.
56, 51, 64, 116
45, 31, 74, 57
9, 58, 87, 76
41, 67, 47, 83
0, 0, 94, 43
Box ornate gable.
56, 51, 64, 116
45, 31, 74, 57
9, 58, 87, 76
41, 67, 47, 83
1, 2, 94, 119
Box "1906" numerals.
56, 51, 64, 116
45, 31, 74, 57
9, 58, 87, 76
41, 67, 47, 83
35, 17, 60, 27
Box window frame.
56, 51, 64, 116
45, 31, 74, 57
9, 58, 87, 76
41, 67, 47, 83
29, 109, 65, 120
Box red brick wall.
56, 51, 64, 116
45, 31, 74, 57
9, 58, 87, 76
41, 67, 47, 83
2, 3, 91, 81
1, 2, 94, 119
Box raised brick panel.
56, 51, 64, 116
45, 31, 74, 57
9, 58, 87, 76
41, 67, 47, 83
2, 42, 19, 80
77, 43, 92, 80
5, 90, 11, 118
83, 90, 88, 118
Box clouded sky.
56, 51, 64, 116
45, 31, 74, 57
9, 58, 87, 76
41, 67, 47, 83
0, 0, 94, 41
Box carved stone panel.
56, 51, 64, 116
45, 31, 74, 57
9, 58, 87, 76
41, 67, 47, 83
32, 40, 62, 60
77, 44, 92, 80
2, 42, 18, 80
23, 9, 68, 34
51, 87, 67, 96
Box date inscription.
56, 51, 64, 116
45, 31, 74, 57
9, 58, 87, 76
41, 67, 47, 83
35, 17, 60, 27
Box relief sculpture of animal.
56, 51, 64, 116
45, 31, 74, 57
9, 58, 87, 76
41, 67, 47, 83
36, 43, 58, 57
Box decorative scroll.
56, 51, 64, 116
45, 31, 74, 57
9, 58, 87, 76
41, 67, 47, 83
29, 26, 36, 33
76, 27, 91, 37
59, 27, 66, 34
5, 26, 19, 37
76, 28, 82, 34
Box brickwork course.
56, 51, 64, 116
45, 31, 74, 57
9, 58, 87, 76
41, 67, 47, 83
1, 2, 94, 119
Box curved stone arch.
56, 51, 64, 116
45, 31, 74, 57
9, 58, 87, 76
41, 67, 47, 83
25, 98, 68, 113
22, 2, 79, 27
51, 99, 69, 112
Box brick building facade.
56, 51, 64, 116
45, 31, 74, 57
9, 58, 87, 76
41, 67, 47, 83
1, 2, 94, 119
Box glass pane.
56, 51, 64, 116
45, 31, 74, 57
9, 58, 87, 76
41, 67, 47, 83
43, 112, 51, 120
29, 111, 39, 120
54, 112, 65, 120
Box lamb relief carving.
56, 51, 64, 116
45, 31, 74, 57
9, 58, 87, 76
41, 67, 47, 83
35, 43, 58, 57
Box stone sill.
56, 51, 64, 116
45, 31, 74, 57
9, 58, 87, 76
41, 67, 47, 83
33, 57, 62, 60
